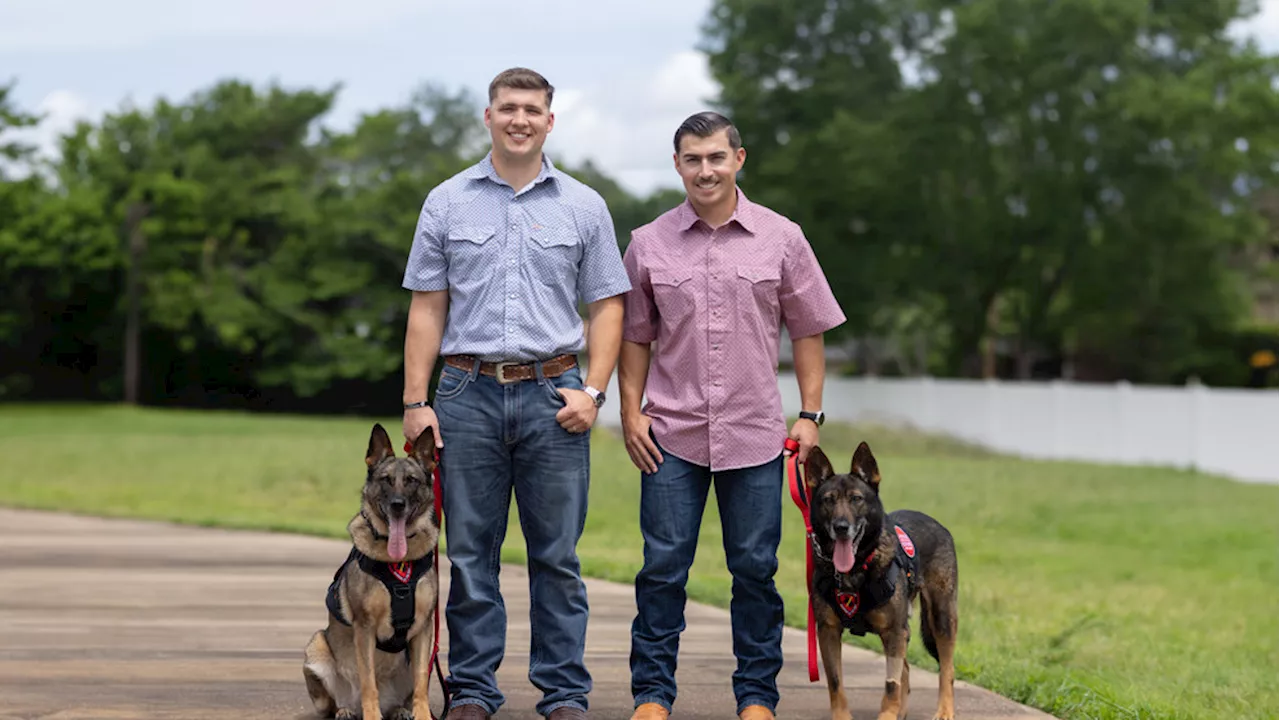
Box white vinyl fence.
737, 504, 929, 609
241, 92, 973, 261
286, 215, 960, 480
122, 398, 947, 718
597, 372, 1279, 484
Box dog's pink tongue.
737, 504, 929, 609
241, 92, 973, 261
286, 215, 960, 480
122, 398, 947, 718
387, 516, 408, 561
834, 538, 855, 573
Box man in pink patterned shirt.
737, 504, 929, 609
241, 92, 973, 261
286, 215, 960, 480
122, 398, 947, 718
618, 112, 846, 720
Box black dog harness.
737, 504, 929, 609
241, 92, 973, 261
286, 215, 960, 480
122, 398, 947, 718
325, 546, 434, 654
816, 525, 919, 636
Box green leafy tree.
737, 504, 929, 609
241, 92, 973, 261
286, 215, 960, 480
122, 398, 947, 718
0, 81, 119, 398
702, 0, 1278, 381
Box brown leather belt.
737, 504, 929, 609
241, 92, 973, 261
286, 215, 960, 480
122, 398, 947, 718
443, 353, 577, 385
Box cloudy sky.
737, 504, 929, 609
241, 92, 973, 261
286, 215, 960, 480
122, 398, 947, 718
2, 0, 1275, 196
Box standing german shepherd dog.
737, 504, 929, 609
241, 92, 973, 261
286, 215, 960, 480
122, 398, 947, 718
804, 442, 958, 720
303, 423, 441, 720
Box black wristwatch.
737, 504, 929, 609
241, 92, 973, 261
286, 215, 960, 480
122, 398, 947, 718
404, 400, 430, 410
799, 410, 825, 427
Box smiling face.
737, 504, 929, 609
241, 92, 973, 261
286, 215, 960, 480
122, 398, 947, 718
485, 86, 554, 164
674, 128, 745, 215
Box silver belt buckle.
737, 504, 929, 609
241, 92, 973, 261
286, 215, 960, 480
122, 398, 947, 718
493, 362, 520, 385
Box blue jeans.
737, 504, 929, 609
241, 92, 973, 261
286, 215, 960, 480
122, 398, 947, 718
629, 436, 785, 714
433, 358, 592, 717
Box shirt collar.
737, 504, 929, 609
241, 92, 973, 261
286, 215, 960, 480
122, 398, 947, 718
677, 186, 756, 234
467, 150, 560, 191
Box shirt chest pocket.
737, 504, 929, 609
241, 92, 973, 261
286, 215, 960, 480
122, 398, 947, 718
526, 226, 581, 285
448, 224, 496, 246
650, 268, 696, 323
736, 265, 782, 317
445, 224, 497, 287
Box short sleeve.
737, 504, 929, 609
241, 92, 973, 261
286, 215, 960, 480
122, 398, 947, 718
576, 200, 632, 304
401, 190, 449, 292
778, 225, 846, 339
621, 233, 659, 344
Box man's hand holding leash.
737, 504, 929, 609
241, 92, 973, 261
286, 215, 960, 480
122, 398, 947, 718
786, 415, 820, 463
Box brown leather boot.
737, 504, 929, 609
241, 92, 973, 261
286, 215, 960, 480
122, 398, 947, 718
738, 705, 775, 720
445, 703, 492, 720
630, 702, 670, 720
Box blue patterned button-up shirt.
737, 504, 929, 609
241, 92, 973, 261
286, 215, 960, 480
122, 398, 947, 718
402, 152, 631, 362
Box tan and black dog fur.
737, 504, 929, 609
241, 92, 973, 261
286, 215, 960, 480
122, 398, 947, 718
303, 423, 441, 720
805, 442, 958, 720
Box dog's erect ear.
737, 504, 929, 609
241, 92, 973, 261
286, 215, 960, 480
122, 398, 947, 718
409, 425, 437, 472
850, 441, 881, 492
804, 445, 835, 493
366, 423, 395, 467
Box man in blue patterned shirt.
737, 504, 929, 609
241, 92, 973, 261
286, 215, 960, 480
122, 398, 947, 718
400, 67, 631, 720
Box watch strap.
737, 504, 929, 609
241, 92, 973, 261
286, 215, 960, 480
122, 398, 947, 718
584, 386, 605, 408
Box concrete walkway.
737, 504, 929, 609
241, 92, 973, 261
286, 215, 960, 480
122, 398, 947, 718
0, 508, 1054, 720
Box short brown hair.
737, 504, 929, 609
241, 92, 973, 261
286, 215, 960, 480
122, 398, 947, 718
674, 111, 741, 153
488, 67, 554, 108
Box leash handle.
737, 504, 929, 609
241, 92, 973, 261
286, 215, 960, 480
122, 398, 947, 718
784, 438, 820, 683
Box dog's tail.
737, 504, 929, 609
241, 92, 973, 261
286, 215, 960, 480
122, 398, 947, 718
919, 594, 940, 663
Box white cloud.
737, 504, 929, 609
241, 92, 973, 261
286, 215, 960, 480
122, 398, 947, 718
546, 50, 722, 196
2, 89, 96, 165
35, 90, 95, 152
5, 0, 1271, 197
1228, 0, 1280, 51
649, 50, 720, 112
0, 0, 421, 51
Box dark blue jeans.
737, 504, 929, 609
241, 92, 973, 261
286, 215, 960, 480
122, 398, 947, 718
629, 436, 785, 715
433, 359, 592, 717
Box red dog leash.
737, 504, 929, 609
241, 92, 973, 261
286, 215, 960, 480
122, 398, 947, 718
408, 441, 450, 718
784, 437, 820, 683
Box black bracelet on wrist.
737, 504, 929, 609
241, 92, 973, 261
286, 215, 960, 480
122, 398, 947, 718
404, 400, 430, 410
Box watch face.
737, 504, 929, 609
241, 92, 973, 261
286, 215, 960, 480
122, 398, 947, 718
585, 387, 605, 407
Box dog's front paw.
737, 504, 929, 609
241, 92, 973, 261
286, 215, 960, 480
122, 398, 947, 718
335, 710, 358, 720
931, 713, 954, 720
386, 708, 415, 720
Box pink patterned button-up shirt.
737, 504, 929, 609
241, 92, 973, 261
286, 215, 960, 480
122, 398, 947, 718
621, 189, 846, 471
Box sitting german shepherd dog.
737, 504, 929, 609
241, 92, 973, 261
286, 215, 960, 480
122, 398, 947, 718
303, 423, 441, 720
804, 442, 958, 720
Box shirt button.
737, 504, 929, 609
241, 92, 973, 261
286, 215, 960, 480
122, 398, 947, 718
510, 293, 516, 299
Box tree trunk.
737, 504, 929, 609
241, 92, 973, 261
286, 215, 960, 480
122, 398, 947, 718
123, 203, 149, 405
1015, 345, 1035, 379
980, 299, 1000, 379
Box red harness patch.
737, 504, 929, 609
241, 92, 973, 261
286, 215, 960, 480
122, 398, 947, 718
389, 561, 413, 584
835, 591, 861, 618
894, 526, 916, 558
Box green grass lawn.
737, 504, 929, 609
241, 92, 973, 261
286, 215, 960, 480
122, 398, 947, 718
0, 403, 1275, 720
